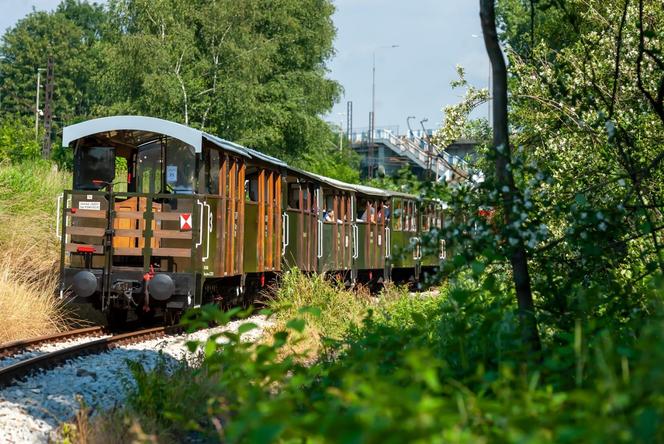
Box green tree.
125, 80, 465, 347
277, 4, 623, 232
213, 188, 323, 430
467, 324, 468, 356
95, 0, 341, 164
0, 1, 106, 121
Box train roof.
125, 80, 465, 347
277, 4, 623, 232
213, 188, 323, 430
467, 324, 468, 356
62, 115, 418, 199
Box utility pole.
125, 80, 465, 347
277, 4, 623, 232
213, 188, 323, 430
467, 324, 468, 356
369, 45, 398, 178
34, 67, 46, 140
41, 56, 54, 158
346, 101, 353, 144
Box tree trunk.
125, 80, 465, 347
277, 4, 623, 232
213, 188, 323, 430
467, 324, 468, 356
480, 0, 542, 355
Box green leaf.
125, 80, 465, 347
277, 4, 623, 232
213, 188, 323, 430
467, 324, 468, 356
286, 318, 306, 333
238, 322, 258, 335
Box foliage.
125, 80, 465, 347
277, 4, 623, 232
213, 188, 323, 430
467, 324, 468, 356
0, 0, 352, 180
91, 270, 664, 443
93, 0, 341, 164
0, 1, 106, 120
0, 116, 40, 162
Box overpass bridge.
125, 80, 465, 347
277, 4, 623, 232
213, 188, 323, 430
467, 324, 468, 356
350, 128, 475, 183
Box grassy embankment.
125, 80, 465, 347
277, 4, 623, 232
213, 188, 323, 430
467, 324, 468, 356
61, 264, 664, 443
0, 161, 70, 342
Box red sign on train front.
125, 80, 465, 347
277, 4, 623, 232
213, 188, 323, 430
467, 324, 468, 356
180, 213, 192, 231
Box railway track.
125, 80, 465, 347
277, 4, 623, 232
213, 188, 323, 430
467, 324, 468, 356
0, 326, 105, 358
0, 326, 181, 388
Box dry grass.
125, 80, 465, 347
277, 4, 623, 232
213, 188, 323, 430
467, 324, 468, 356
0, 247, 67, 343
0, 161, 71, 343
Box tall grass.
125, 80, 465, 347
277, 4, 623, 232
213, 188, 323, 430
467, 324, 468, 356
267, 269, 413, 359
0, 160, 71, 342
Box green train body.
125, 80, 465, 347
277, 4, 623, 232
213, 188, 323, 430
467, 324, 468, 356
57, 116, 448, 322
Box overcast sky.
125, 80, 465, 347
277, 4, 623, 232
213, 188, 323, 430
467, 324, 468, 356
1, 0, 489, 135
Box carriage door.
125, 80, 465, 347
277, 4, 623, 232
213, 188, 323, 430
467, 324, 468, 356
255, 169, 282, 273
285, 181, 318, 271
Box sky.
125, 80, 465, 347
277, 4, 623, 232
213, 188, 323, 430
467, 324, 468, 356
0, 0, 490, 135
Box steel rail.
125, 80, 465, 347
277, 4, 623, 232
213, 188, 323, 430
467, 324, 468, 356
0, 326, 181, 388
0, 326, 105, 359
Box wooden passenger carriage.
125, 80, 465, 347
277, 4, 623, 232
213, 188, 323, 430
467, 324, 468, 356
58, 116, 448, 323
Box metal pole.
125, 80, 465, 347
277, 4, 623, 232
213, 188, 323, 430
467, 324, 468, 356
35, 69, 42, 140
369, 45, 398, 179
346, 101, 353, 144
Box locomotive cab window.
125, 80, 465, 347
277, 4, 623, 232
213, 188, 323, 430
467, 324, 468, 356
74, 146, 116, 190
136, 138, 196, 195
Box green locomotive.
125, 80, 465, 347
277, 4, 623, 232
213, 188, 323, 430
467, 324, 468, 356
57, 116, 447, 323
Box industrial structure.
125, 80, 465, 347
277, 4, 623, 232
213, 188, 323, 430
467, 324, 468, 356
349, 127, 476, 183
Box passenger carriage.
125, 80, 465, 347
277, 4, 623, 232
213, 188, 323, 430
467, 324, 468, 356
57, 116, 447, 324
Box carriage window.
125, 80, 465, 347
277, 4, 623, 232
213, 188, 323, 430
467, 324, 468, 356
74, 146, 116, 190
411, 203, 418, 232
393, 200, 403, 231
137, 140, 163, 194
245, 178, 259, 202
206, 148, 220, 194
288, 184, 300, 209
165, 139, 196, 194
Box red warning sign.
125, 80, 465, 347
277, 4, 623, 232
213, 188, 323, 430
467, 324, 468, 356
180, 213, 192, 231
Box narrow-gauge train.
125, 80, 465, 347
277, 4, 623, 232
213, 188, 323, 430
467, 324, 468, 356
57, 116, 447, 324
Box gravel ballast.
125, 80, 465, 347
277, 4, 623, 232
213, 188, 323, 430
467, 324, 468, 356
0, 315, 273, 443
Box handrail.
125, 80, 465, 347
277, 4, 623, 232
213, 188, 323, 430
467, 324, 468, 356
352, 225, 359, 259
317, 220, 323, 259
385, 227, 391, 258
439, 239, 447, 260
55, 194, 63, 240
195, 199, 204, 248
281, 213, 289, 255
202, 201, 212, 262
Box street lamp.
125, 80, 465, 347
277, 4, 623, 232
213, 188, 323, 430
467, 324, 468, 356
336, 112, 345, 151
369, 44, 399, 177
406, 116, 416, 138
35, 67, 46, 140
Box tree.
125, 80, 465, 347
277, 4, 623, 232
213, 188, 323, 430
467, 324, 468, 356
0, 2, 106, 121
94, 0, 341, 164
480, 0, 541, 354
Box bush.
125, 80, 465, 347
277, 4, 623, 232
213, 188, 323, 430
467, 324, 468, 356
95, 272, 664, 443
0, 116, 40, 163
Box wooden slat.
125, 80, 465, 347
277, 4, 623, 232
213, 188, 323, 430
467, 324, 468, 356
153, 247, 192, 258
233, 162, 246, 274
114, 210, 143, 219
258, 170, 265, 272
114, 229, 142, 237
228, 160, 237, 275
68, 226, 105, 237
153, 212, 182, 221
153, 230, 192, 240
275, 174, 282, 271
113, 247, 142, 256
333, 194, 339, 268
341, 196, 346, 269
65, 243, 104, 254
266, 172, 274, 269
71, 209, 106, 219
219, 156, 228, 276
